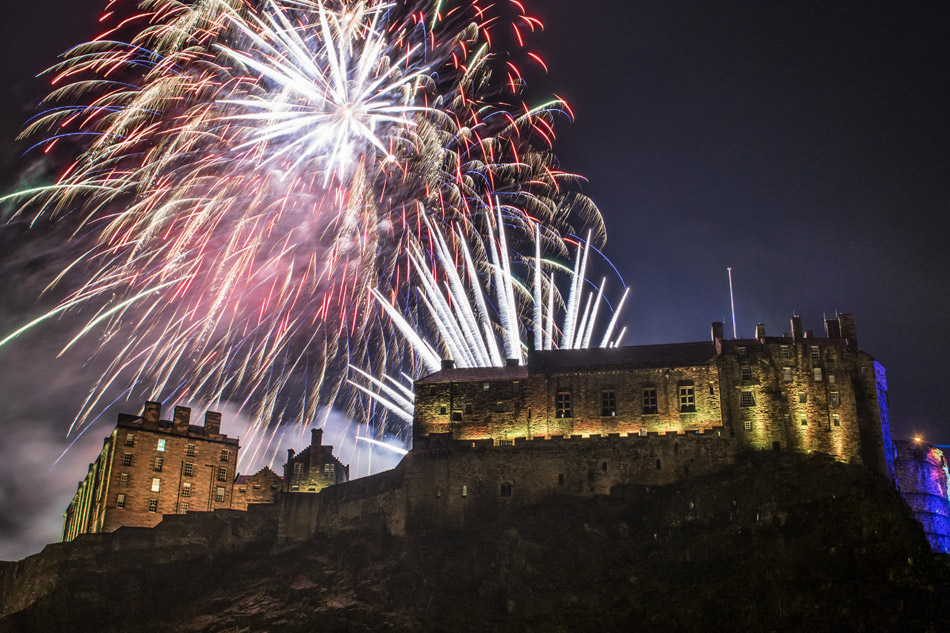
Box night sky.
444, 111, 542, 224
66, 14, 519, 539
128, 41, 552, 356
0, 1, 948, 559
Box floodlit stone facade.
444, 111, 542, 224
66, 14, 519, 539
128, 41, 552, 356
282, 428, 350, 493
232, 466, 283, 511
894, 439, 950, 553
63, 402, 241, 540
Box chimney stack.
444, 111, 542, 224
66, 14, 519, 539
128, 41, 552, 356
173, 406, 191, 432
143, 401, 161, 424
755, 323, 766, 339
711, 322, 724, 341
204, 410, 222, 436
790, 316, 804, 343
837, 313, 857, 345
825, 318, 842, 339
311, 427, 323, 448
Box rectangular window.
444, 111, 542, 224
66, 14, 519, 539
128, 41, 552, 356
186, 444, 195, 456
780, 346, 791, 360
782, 367, 793, 382
215, 487, 226, 503
555, 391, 572, 418
495, 402, 506, 413
428, 386, 437, 397
157, 439, 166, 452
800, 416, 808, 426
601, 391, 617, 417
154, 456, 163, 472
483, 382, 490, 391
832, 414, 841, 427
740, 391, 755, 407
116, 494, 126, 509
799, 393, 808, 404
324, 463, 335, 475
642, 388, 658, 415
220, 449, 230, 462
151, 477, 161, 492
119, 473, 129, 487
461, 485, 468, 497
293, 463, 304, 476
439, 405, 447, 415
744, 419, 753, 431
181, 482, 192, 497
465, 404, 473, 414
217, 467, 227, 482
451, 410, 463, 421
679, 386, 695, 412
780, 393, 789, 404
813, 368, 823, 382
741, 366, 752, 381
828, 374, 836, 384
810, 346, 820, 362
451, 384, 460, 395
498, 439, 514, 447
179, 503, 189, 514
122, 454, 133, 466
737, 346, 747, 358
125, 434, 135, 447
148, 499, 158, 513
183, 462, 195, 477
830, 391, 840, 406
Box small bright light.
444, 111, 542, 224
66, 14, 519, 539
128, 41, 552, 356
915, 437, 923, 443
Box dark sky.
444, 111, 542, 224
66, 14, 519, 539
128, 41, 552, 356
0, 1, 948, 559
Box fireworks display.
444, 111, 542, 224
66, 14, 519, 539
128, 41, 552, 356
3, 0, 618, 469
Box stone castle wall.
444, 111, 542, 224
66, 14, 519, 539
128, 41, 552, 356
894, 440, 950, 553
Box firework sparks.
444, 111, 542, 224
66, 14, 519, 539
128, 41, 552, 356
4, 0, 608, 470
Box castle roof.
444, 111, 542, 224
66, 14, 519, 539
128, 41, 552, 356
417, 365, 529, 383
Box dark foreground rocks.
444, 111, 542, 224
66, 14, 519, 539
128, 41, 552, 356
2, 452, 948, 632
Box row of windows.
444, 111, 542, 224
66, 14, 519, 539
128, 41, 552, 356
740, 345, 840, 363
117, 488, 226, 512
555, 387, 703, 418
122, 434, 230, 461
290, 462, 337, 477
744, 414, 841, 430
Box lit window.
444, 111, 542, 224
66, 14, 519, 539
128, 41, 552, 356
800, 416, 808, 426
461, 485, 468, 497
740, 391, 755, 407
780, 346, 791, 360
154, 456, 163, 472
186, 444, 195, 456
157, 439, 166, 452
119, 473, 129, 488
184, 462, 195, 477
744, 419, 753, 431
179, 503, 189, 514
483, 382, 490, 391
293, 463, 304, 476
832, 414, 840, 427
500, 482, 513, 497
125, 434, 135, 447
828, 374, 836, 384
813, 368, 822, 382
642, 388, 658, 414
116, 494, 126, 509
217, 467, 227, 482
741, 366, 752, 381
601, 391, 616, 417
830, 391, 840, 406
324, 463, 335, 475
151, 478, 161, 492
291, 485, 299, 491
782, 367, 793, 382
679, 386, 695, 412
181, 482, 192, 497
810, 346, 820, 362
220, 449, 230, 462
215, 487, 226, 502
148, 499, 158, 513
555, 391, 572, 418
122, 454, 133, 466
861, 366, 869, 374
498, 439, 514, 447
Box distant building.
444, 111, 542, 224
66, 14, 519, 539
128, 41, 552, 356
282, 428, 349, 493
231, 467, 282, 510
894, 439, 950, 553
63, 402, 240, 541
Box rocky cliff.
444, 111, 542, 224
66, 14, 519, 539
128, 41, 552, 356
1, 452, 947, 632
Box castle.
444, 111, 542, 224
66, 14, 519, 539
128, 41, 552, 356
64, 313, 950, 553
